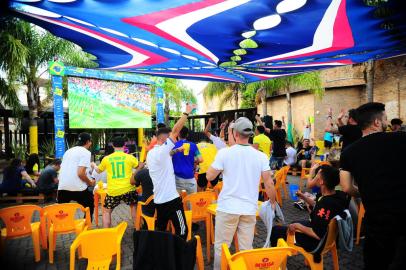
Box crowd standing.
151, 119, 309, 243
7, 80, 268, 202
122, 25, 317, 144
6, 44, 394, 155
1, 101, 405, 270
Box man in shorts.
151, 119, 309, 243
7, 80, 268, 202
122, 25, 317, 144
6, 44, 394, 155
92, 136, 143, 228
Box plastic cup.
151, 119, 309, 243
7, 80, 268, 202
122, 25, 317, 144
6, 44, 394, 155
289, 184, 300, 201
183, 143, 190, 155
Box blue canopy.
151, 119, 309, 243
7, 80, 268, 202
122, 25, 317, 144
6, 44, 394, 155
8, 0, 406, 83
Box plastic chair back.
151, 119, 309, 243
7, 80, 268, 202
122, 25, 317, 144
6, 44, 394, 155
183, 191, 216, 220
222, 239, 295, 270
70, 222, 127, 270
44, 203, 90, 233
135, 195, 156, 230
322, 218, 338, 255
0, 205, 43, 238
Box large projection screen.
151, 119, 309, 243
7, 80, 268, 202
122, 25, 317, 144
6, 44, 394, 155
67, 77, 152, 128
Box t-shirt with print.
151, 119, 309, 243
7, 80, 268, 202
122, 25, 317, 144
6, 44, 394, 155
340, 132, 406, 229
211, 144, 270, 215
310, 191, 349, 238
197, 142, 217, 174
338, 124, 362, 150
38, 165, 58, 191
268, 129, 287, 157
253, 134, 272, 158
58, 146, 91, 191
172, 140, 201, 179
146, 138, 179, 204
297, 146, 313, 161
98, 151, 139, 196
209, 134, 227, 150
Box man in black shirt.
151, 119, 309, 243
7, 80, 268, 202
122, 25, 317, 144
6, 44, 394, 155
296, 138, 317, 169
326, 108, 362, 150
340, 102, 406, 270
256, 115, 286, 169
38, 159, 61, 195
135, 168, 155, 217
270, 166, 348, 252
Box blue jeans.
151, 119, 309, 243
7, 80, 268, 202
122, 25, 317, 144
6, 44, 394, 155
270, 156, 285, 170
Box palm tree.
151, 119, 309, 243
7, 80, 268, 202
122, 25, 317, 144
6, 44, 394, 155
0, 18, 97, 154
153, 78, 196, 125
249, 72, 323, 141
203, 82, 246, 111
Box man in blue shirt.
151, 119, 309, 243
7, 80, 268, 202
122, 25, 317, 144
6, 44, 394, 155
171, 127, 203, 194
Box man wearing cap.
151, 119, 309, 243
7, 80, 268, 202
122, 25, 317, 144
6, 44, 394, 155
58, 132, 95, 218
146, 103, 195, 240
207, 117, 276, 269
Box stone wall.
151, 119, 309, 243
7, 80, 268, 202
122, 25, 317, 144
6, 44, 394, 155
259, 55, 406, 140
373, 56, 406, 120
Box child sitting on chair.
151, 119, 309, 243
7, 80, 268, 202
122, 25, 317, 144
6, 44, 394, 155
270, 165, 349, 252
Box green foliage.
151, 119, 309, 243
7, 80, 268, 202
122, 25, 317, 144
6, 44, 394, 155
243, 72, 324, 107
203, 82, 246, 110
11, 141, 27, 160
0, 17, 97, 114
40, 139, 55, 158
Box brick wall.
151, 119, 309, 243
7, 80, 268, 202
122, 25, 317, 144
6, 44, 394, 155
313, 86, 366, 140
373, 56, 406, 121
264, 92, 315, 138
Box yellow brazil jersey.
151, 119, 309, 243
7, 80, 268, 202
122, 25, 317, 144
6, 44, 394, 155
253, 134, 272, 158
197, 142, 217, 174
98, 151, 139, 196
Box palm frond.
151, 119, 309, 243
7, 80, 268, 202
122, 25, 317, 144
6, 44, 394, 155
203, 82, 226, 101
218, 90, 234, 110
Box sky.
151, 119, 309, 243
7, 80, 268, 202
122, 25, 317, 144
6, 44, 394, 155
180, 79, 208, 114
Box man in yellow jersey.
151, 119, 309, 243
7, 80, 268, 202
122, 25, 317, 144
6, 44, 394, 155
196, 139, 218, 191
92, 136, 143, 227
252, 126, 271, 158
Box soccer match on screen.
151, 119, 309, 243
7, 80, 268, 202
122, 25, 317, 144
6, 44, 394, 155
67, 77, 152, 129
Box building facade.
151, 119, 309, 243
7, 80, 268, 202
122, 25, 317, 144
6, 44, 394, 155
258, 56, 406, 140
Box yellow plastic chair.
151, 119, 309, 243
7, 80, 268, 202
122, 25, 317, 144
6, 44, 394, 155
0, 205, 47, 262
356, 202, 365, 245
280, 166, 290, 199
135, 195, 156, 230
315, 140, 325, 156
183, 191, 216, 262
274, 170, 284, 206
221, 238, 296, 270
70, 221, 127, 270
44, 203, 91, 263
287, 219, 339, 270
207, 181, 223, 200
94, 189, 107, 228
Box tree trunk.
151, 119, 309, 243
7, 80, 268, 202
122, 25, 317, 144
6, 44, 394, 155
234, 89, 239, 120
365, 60, 374, 102
260, 87, 267, 116
164, 93, 170, 126
27, 82, 39, 155
286, 86, 293, 142
286, 88, 292, 127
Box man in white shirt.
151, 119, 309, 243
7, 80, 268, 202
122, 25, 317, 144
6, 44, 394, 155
57, 133, 96, 218
204, 118, 227, 150
207, 117, 276, 269
284, 141, 297, 166
146, 103, 195, 240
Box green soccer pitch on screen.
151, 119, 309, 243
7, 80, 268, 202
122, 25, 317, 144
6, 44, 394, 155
67, 77, 152, 128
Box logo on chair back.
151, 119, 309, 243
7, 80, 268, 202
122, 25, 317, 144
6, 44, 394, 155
196, 198, 207, 207
254, 257, 274, 268
10, 212, 25, 223
55, 210, 68, 219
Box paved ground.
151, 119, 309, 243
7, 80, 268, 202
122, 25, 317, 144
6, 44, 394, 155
0, 175, 364, 269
